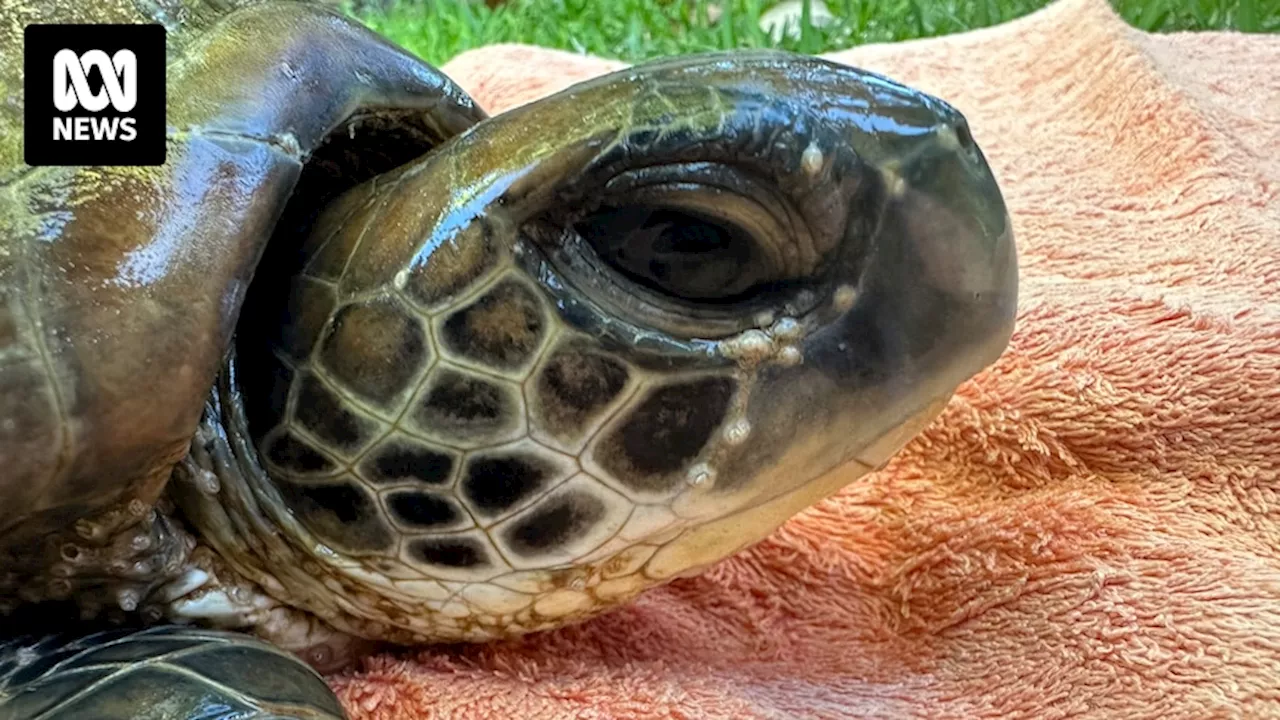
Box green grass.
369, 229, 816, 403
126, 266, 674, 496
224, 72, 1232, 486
350, 0, 1279, 67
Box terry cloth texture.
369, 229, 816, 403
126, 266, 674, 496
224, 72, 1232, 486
328, 0, 1280, 717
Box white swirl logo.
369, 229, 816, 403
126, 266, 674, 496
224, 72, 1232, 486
52, 48, 137, 113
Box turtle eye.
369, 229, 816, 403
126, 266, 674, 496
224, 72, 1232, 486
575, 203, 767, 303
527, 160, 833, 340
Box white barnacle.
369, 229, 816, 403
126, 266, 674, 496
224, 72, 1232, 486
770, 317, 802, 342
686, 463, 716, 488
719, 329, 774, 363
723, 418, 752, 445
195, 468, 220, 495
880, 162, 907, 198
116, 588, 140, 612
801, 142, 824, 178
393, 268, 409, 290
753, 309, 776, 328
777, 346, 803, 366
832, 284, 857, 312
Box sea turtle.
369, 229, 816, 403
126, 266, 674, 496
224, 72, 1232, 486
0, 1, 1017, 717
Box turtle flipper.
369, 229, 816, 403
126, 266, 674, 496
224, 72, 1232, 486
0, 625, 347, 720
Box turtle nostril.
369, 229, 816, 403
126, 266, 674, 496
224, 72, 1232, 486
954, 119, 975, 152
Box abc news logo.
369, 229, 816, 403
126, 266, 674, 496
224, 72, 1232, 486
24, 24, 166, 167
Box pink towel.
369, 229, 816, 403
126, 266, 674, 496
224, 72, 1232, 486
328, 0, 1280, 716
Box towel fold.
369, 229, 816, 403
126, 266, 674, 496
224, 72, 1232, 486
330, 1, 1280, 716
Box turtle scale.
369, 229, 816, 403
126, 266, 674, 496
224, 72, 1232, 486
258, 247, 669, 583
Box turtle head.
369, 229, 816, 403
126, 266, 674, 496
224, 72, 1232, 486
225, 50, 1016, 638
491, 51, 1019, 575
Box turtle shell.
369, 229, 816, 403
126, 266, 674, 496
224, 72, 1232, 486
0, 625, 345, 720
0, 0, 484, 594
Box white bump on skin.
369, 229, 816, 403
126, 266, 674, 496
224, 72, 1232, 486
194, 468, 220, 495
770, 317, 802, 342
723, 418, 752, 445
801, 142, 824, 177
686, 463, 715, 488
719, 329, 774, 363
881, 164, 907, 198
832, 284, 858, 312
394, 268, 409, 290
778, 346, 803, 366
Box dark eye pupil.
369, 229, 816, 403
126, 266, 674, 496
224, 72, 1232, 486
576, 205, 760, 302
653, 221, 731, 255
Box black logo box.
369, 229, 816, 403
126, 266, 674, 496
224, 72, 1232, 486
23, 24, 166, 167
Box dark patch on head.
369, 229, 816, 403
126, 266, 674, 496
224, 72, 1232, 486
461, 453, 557, 518
386, 491, 463, 530
534, 345, 630, 442
262, 429, 336, 476
291, 373, 381, 455
276, 478, 392, 553
595, 376, 735, 494
317, 296, 429, 409
408, 537, 489, 569
439, 279, 546, 371
359, 437, 455, 486
403, 221, 498, 309
501, 491, 605, 557
413, 368, 519, 443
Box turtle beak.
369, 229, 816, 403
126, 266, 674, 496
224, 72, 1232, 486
675, 95, 1018, 519
813, 114, 1019, 415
